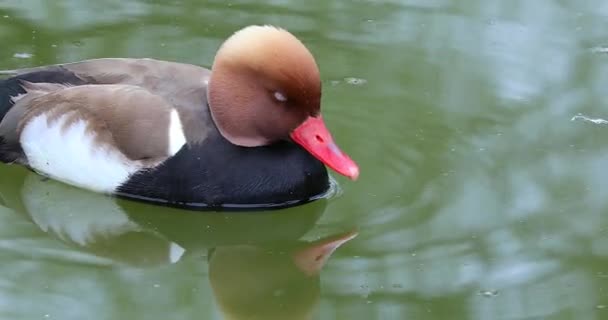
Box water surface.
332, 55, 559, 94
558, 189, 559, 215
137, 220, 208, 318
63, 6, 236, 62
1, 0, 608, 319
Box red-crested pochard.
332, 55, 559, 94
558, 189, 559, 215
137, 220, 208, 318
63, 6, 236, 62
0, 25, 358, 210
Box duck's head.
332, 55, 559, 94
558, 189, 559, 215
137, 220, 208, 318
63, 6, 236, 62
208, 25, 359, 180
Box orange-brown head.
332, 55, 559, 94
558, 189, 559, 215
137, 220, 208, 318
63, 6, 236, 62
208, 25, 359, 180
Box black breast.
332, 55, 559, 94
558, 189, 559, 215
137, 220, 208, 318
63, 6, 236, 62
117, 134, 330, 211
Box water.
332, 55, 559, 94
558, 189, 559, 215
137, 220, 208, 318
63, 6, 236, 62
1, 0, 608, 319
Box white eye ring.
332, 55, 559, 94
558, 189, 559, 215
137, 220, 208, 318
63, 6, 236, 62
274, 91, 287, 102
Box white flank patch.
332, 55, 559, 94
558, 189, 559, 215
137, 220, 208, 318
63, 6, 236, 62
168, 109, 187, 155
20, 112, 140, 193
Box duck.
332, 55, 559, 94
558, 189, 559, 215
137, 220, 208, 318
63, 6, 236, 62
0, 25, 359, 210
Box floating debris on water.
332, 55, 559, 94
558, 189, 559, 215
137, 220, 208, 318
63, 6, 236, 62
478, 289, 499, 298
597, 305, 607, 309
344, 77, 367, 86
330, 77, 368, 86
571, 114, 608, 125
591, 46, 608, 54
13, 52, 33, 59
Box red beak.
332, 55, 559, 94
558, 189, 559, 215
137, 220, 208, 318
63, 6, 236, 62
290, 116, 359, 180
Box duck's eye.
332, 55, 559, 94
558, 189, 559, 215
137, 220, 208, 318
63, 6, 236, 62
273, 91, 288, 103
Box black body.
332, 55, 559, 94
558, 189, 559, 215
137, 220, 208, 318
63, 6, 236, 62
118, 130, 330, 210
0, 68, 330, 210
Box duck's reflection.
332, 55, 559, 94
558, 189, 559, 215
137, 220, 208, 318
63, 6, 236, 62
0, 165, 356, 318
209, 232, 356, 320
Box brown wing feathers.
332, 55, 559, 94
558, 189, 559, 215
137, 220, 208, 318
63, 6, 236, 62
14, 84, 176, 161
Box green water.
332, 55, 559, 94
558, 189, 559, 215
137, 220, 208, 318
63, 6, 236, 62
1, 0, 608, 319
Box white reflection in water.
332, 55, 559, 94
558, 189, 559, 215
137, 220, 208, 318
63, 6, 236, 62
571, 114, 608, 125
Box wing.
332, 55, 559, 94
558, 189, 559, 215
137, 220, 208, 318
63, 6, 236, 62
0, 83, 187, 193
2, 58, 211, 92
1, 58, 213, 143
